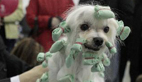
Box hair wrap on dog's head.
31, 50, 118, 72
117, 20, 131, 40
52, 21, 71, 41
94, 5, 115, 19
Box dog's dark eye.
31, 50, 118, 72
104, 26, 109, 33
80, 24, 89, 31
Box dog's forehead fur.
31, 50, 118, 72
66, 5, 117, 29
66, 5, 95, 29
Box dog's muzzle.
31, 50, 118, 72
84, 37, 104, 51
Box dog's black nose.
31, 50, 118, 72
93, 37, 103, 46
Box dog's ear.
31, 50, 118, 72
94, 5, 115, 19
52, 21, 71, 41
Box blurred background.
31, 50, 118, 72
0, 0, 142, 82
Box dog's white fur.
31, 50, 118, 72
48, 5, 118, 82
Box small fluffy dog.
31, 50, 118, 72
48, 5, 118, 82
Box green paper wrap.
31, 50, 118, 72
36, 73, 48, 82
59, 21, 71, 33
41, 73, 48, 82
52, 21, 71, 41
37, 53, 45, 62
117, 21, 131, 40
83, 52, 100, 65
42, 60, 48, 68
91, 62, 105, 72
66, 50, 79, 68
45, 52, 52, 58
99, 72, 105, 78
59, 74, 74, 82
36, 79, 40, 82
52, 28, 63, 41
105, 41, 117, 54
84, 81, 93, 82
94, 5, 115, 19
102, 53, 110, 66
66, 38, 86, 68
50, 39, 65, 53
71, 44, 82, 52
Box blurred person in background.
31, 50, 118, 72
11, 38, 44, 66
79, 0, 134, 82
19, 0, 31, 37
0, 0, 24, 52
26, 0, 74, 52
0, 34, 47, 82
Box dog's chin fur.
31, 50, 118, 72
48, 5, 118, 82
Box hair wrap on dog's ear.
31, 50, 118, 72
52, 21, 71, 41
94, 5, 115, 19
66, 38, 86, 68
117, 20, 131, 40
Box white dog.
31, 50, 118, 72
47, 5, 118, 82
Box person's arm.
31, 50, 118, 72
19, 65, 47, 82
0, 65, 47, 82
4, 0, 24, 23
3, 50, 47, 82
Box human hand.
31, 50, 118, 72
51, 17, 61, 29
19, 65, 48, 82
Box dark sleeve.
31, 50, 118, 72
0, 78, 10, 82
3, 50, 32, 78
117, 0, 134, 27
